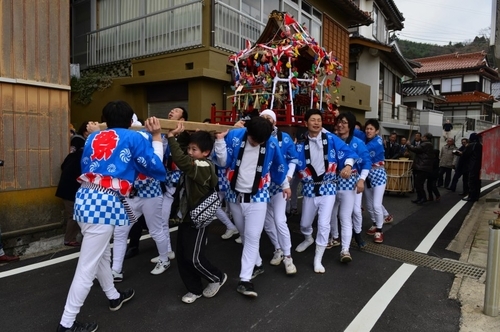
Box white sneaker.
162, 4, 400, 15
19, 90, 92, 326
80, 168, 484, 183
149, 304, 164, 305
150, 260, 170, 275
203, 273, 228, 298
283, 257, 297, 275
270, 249, 284, 266
340, 249, 352, 263
182, 292, 202, 304
295, 237, 314, 252
221, 228, 239, 240
234, 236, 242, 244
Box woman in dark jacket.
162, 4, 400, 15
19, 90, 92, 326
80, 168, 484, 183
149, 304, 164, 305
406, 133, 435, 204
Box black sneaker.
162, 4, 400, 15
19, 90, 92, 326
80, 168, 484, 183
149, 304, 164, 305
56, 321, 98, 332
251, 265, 264, 279
236, 281, 258, 297
109, 288, 135, 311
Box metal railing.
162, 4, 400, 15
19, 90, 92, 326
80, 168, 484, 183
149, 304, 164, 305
213, 2, 265, 52
86, 0, 203, 67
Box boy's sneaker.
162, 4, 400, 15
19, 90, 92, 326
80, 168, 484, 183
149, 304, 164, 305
221, 228, 239, 240
237, 281, 258, 297
57, 321, 98, 332
109, 288, 135, 311
251, 265, 264, 279
270, 249, 284, 265
366, 226, 377, 236
203, 273, 228, 298
150, 260, 170, 275
384, 215, 394, 224
234, 236, 242, 244
283, 257, 297, 275
340, 250, 352, 263
112, 270, 123, 283
181, 292, 202, 304
374, 232, 384, 244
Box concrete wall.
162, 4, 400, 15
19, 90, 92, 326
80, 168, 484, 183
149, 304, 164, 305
0, 0, 70, 243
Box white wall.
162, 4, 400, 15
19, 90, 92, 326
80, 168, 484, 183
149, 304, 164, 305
356, 50, 380, 118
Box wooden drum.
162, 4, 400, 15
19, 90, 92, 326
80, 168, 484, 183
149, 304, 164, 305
385, 159, 413, 193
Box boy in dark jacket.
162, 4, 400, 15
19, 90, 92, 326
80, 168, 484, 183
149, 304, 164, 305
167, 122, 227, 304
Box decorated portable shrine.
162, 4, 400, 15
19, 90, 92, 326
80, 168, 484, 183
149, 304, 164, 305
211, 10, 343, 127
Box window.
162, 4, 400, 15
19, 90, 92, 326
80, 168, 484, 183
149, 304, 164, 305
242, 0, 261, 20
372, 5, 387, 43
422, 100, 434, 110
441, 77, 462, 93
483, 78, 491, 94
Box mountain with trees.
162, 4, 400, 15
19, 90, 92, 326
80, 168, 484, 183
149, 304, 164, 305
395, 35, 492, 61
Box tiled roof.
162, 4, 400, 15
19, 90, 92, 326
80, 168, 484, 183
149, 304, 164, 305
402, 80, 433, 96
436, 91, 495, 104
334, 0, 373, 27
412, 51, 488, 74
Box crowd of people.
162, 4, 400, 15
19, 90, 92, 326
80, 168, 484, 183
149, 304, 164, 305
0, 101, 476, 332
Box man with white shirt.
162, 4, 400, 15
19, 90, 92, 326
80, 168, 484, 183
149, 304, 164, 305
295, 109, 358, 273
214, 116, 290, 297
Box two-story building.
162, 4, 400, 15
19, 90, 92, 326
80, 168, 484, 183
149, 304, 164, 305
411, 51, 500, 140
70, 0, 374, 127
348, 0, 417, 139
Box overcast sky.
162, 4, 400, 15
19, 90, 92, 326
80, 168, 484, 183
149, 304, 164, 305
393, 0, 493, 45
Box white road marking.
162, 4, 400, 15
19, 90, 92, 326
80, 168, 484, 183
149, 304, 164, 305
345, 180, 500, 331
0, 227, 178, 279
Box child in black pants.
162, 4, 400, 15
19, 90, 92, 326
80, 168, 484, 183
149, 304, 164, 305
167, 122, 227, 304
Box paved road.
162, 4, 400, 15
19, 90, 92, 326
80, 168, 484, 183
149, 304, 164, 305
1, 182, 496, 332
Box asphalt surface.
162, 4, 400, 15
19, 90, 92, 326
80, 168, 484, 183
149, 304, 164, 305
1, 181, 493, 332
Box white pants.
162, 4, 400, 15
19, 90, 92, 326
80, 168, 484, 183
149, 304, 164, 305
364, 184, 386, 229
264, 193, 292, 256
352, 192, 363, 233
331, 189, 356, 251
160, 187, 176, 250
112, 195, 169, 272
60, 223, 120, 328
300, 195, 336, 247
229, 202, 267, 282
216, 192, 237, 230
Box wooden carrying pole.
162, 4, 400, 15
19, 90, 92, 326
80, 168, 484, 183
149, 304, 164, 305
99, 119, 235, 133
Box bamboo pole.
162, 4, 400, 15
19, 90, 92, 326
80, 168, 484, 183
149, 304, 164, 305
99, 119, 235, 133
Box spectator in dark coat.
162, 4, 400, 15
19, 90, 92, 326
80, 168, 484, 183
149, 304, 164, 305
384, 132, 401, 159
55, 121, 89, 246
427, 149, 441, 201
406, 133, 434, 204
461, 133, 482, 202
447, 138, 468, 192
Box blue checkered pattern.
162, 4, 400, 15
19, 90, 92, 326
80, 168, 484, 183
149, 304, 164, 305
166, 170, 182, 187
336, 174, 359, 191
268, 182, 282, 196
368, 168, 387, 187
217, 168, 229, 192
301, 182, 336, 197
134, 178, 162, 198
226, 188, 271, 203
73, 187, 131, 226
